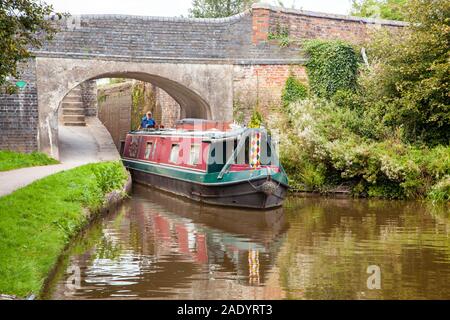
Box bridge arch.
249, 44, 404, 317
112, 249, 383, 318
36, 57, 234, 159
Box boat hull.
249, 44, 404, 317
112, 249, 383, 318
128, 168, 288, 209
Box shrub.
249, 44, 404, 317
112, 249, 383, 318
351, 0, 408, 21
276, 96, 450, 200
331, 89, 360, 110
428, 177, 450, 202
360, 0, 450, 145
248, 108, 264, 128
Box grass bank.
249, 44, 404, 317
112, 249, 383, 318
0, 161, 128, 298
0, 151, 58, 172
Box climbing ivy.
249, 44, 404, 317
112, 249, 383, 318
131, 82, 156, 130
281, 74, 308, 108
268, 24, 291, 48
304, 39, 359, 100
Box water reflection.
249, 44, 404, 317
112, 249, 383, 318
44, 185, 288, 299
280, 197, 450, 300
43, 186, 450, 300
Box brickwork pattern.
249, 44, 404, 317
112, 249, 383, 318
97, 82, 133, 149
233, 64, 307, 122
97, 81, 181, 147
0, 60, 39, 153
155, 87, 181, 128
80, 80, 98, 116
254, 4, 406, 45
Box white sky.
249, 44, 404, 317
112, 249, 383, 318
44, 0, 353, 17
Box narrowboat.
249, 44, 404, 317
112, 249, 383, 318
120, 119, 289, 209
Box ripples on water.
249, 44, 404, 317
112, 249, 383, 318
43, 185, 450, 300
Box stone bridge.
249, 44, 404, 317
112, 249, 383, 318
0, 3, 406, 158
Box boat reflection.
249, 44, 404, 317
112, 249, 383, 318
45, 184, 288, 299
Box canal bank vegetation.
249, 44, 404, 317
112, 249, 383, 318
270, 0, 449, 201
0, 162, 128, 298
0, 150, 58, 172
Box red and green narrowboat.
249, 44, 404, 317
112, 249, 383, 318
120, 119, 289, 209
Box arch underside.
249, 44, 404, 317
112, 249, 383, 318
35, 57, 234, 159
90, 72, 210, 120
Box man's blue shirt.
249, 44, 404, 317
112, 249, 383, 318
141, 117, 156, 128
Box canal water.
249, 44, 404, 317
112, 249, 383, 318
43, 184, 450, 300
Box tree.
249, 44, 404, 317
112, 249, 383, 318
0, 0, 64, 93
189, 0, 255, 18
362, 0, 450, 145
351, 0, 408, 21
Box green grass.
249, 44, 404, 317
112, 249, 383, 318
0, 151, 59, 172
0, 161, 128, 298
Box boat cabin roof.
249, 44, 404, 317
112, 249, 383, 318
129, 119, 263, 141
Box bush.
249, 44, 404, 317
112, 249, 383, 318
304, 39, 359, 99
248, 108, 264, 128
428, 177, 450, 202
274, 97, 450, 201
274, 1, 450, 198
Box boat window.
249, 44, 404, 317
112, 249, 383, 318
224, 140, 236, 164
260, 136, 273, 165
234, 137, 250, 165
128, 136, 141, 158
145, 142, 153, 159
152, 140, 158, 159
189, 144, 201, 166
169, 144, 180, 164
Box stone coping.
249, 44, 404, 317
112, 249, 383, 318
47, 3, 408, 27
33, 52, 307, 65
48, 9, 251, 24
252, 3, 408, 27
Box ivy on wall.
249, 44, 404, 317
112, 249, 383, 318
268, 24, 291, 48
304, 39, 359, 99
131, 82, 157, 130
281, 74, 308, 108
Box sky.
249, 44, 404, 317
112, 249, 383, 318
44, 0, 353, 17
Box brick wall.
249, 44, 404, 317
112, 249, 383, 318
154, 88, 181, 128
97, 81, 181, 147
80, 80, 98, 116
233, 64, 307, 122
252, 7, 270, 45
0, 60, 39, 153
97, 82, 132, 149
37, 9, 304, 64
252, 4, 407, 45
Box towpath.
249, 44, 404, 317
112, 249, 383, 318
0, 117, 120, 197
